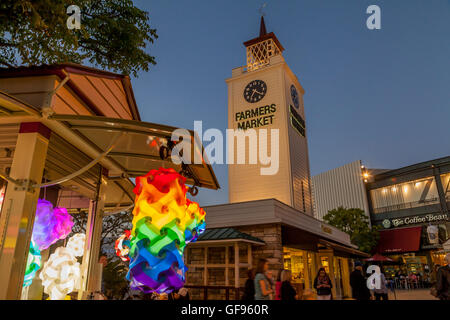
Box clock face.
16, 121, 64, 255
290, 85, 299, 109
243, 80, 267, 103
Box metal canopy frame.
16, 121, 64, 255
48, 114, 220, 190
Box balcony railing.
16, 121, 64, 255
373, 197, 439, 214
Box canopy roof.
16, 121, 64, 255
49, 114, 220, 189
0, 89, 219, 213
197, 227, 265, 245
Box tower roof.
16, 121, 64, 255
243, 16, 284, 52
259, 16, 267, 37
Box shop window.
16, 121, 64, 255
207, 247, 226, 264
283, 247, 305, 284
370, 176, 439, 214
320, 256, 329, 274
441, 173, 450, 202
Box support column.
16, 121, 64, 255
433, 166, 449, 215
0, 122, 50, 300
225, 246, 229, 286
304, 252, 311, 290
248, 244, 252, 268
203, 247, 208, 286
234, 242, 239, 288
78, 168, 107, 300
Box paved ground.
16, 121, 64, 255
388, 289, 438, 300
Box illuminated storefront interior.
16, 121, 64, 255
370, 176, 440, 214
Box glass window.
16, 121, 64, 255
320, 256, 329, 274
283, 247, 305, 284
370, 177, 439, 214
440, 173, 450, 202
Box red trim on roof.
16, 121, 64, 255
0, 63, 141, 120
19, 122, 51, 139
376, 226, 422, 254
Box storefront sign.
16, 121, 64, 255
235, 104, 276, 130
321, 225, 333, 234
381, 213, 449, 228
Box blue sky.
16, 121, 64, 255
131, 0, 450, 206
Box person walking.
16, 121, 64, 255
313, 267, 333, 300
266, 270, 275, 300
350, 261, 371, 300
242, 269, 255, 300
373, 267, 389, 300
254, 258, 273, 300
275, 269, 283, 300
280, 270, 297, 300
436, 253, 450, 300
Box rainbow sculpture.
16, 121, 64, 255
23, 199, 73, 287
124, 167, 205, 293
23, 240, 42, 287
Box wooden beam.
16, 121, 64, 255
204, 247, 208, 286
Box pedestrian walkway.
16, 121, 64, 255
388, 289, 438, 300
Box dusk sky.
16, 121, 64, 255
131, 0, 450, 206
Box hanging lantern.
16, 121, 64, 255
115, 230, 132, 262
66, 233, 86, 257
126, 167, 206, 294
39, 233, 85, 300
23, 240, 41, 288
33, 199, 74, 250
23, 199, 74, 287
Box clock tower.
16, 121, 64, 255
226, 17, 313, 215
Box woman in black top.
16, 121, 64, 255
242, 269, 255, 300
313, 268, 333, 300
280, 270, 297, 300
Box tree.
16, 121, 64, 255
70, 210, 132, 299
70, 209, 132, 257
323, 206, 380, 253
0, 0, 158, 76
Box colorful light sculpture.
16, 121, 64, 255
23, 240, 42, 288
66, 233, 86, 257
23, 199, 74, 288
125, 167, 206, 293
33, 199, 74, 250
115, 230, 132, 262
39, 233, 85, 300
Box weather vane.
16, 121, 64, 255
259, 2, 267, 16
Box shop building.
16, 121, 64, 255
312, 156, 450, 278
367, 156, 450, 277
184, 18, 369, 300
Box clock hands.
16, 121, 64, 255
251, 89, 264, 98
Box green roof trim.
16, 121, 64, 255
197, 228, 265, 244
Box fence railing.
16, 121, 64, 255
184, 285, 241, 300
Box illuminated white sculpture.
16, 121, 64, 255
66, 233, 86, 257
39, 233, 85, 300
